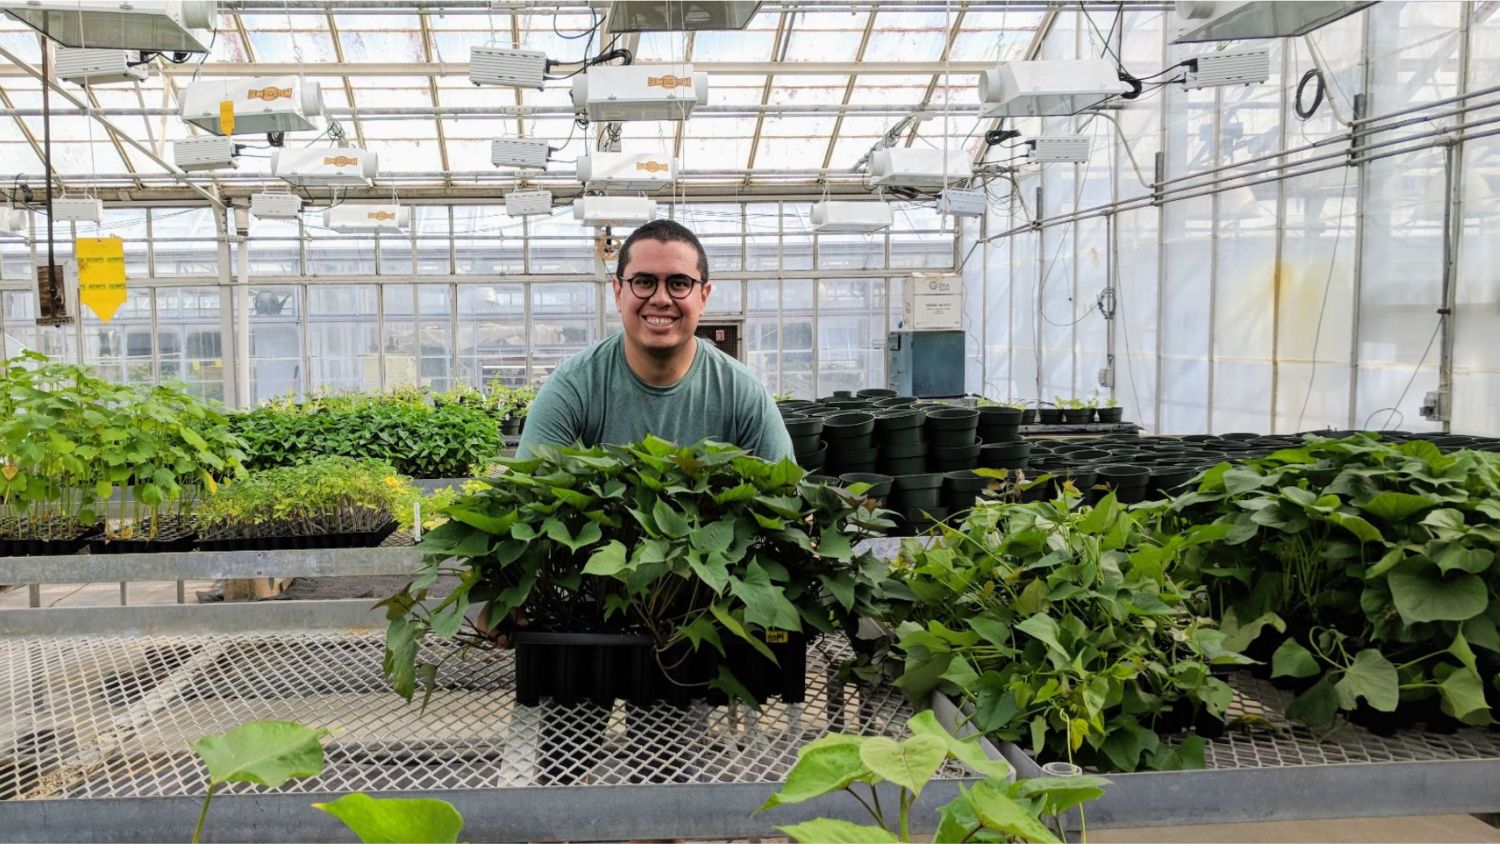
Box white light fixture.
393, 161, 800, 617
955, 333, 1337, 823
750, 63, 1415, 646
979, 59, 1128, 118
250, 192, 303, 219
0, 208, 30, 238
54, 47, 147, 85
572, 196, 658, 226
271, 146, 378, 188
172, 136, 240, 171
811, 201, 893, 233
324, 204, 410, 233
1182, 46, 1272, 89
572, 64, 708, 122
939, 188, 986, 219
1, 0, 216, 52
491, 138, 551, 169
51, 196, 104, 222
605, 1, 762, 31
468, 46, 548, 89
1172, 1, 1375, 44
577, 150, 677, 191
869, 147, 972, 190
181, 75, 325, 136
1027, 135, 1092, 164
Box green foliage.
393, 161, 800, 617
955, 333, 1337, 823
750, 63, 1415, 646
196, 457, 418, 539
313, 794, 464, 844
485, 379, 539, 422
882, 492, 1247, 773
189, 720, 462, 844
0, 352, 243, 540
760, 711, 1106, 843
382, 436, 898, 704
230, 388, 503, 478
1172, 434, 1500, 728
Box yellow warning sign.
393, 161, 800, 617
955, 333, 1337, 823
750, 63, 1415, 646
218, 99, 235, 134
76, 236, 127, 323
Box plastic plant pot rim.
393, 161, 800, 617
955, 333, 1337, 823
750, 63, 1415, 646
892, 472, 945, 491
924, 408, 980, 428
874, 409, 928, 431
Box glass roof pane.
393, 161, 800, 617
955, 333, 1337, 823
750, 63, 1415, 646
709, 74, 768, 105
761, 115, 838, 138
685, 115, 757, 139
377, 139, 444, 172
847, 75, 931, 104
782, 11, 867, 63
681, 137, 751, 171
755, 137, 827, 166
360, 116, 437, 141
516, 10, 601, 58
633, 30, 689, 62
948, 11, 1044, 61
0, 30, 41, 63
248, 31, 337, 63
208, 27, 252, 63
690, 29, 774, 62
432, 30, 499, 61
865, 11, 952, 61
441, 116, 516, 140
340, 30, 427, 63
0, 142, 41, 175
444, 138, 497, 171
765, 74, 849, 106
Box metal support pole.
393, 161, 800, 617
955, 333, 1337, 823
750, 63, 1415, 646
213, 210, 239, 408
236, 223, 252, 406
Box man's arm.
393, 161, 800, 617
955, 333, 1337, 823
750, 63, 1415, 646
516, 376, 585, 458
740, 382, 795, 463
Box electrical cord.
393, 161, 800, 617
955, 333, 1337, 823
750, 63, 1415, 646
1295, 68, 1326, 121
1292, 163, 1353, 431
1362, 318, 1442, 431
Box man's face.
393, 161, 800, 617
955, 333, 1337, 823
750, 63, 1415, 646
613, 238, 711, 357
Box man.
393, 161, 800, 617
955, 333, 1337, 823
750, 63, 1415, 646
518, 218, 793, 462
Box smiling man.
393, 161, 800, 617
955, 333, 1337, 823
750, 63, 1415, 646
517, 219, 793, 462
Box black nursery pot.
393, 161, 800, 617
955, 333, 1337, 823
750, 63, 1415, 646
929, 438, 980, 471
1096, 463, 1150, 504
890, 472, 945, 512
1060, 408, 1095, 425
501, 418, 521, 435
1148, 464, 1198, 496
942, 469, 994, 511
857, 388, 897, 399
839, 472, 894, 499
874, 409, 928, 446
822, 411, 876, 439
1036, 408, 1063, 424
978, 441, 1031, 469
924, 408, 980, 447
977, 406, 1023, 426
782, 415, 825, 439
796, 442, 828, 470
1096, 407, 1124, 423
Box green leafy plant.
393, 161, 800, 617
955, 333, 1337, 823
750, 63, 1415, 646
381, 436, 898, 705
485, 378, 539, 423
1172, 435, 1500, 729
0, 352, 243, 542
760, 710, 1107, 843
883, 493, 1249, 772
230, 389, 502, 478
189, 721, 463, 844
196, 457, 418, 540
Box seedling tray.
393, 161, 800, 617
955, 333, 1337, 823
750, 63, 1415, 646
87, 531, 198, 555
985, 671, 1500, 828
0, 524, 103, 557
514, 629, 807, 708
196, 519, 398, 552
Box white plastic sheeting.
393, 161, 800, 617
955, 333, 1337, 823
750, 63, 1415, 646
966, 3, 1498, 436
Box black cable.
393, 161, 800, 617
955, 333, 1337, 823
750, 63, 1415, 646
984, 128, 1021, 146
1295, 68, 1326, 121
553, 6, 602, 41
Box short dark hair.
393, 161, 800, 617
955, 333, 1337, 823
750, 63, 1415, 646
615, 219, 710, 284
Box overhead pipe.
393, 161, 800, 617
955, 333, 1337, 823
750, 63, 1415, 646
0, 103, 985, 119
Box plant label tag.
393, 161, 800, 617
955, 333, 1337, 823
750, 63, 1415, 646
765, 630, 789, 644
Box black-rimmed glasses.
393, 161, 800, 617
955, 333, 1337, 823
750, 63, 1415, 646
622, 273, 703, 300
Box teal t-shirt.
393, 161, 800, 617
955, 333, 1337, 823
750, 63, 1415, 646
517, 333, 794, 462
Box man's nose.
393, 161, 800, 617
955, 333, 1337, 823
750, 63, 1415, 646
647, 281, 674, 306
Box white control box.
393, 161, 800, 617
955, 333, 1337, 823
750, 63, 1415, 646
577, 150, 676, 191
939, 188, 987, 218
469, 46, 548, 89
271, 146, 378, 187
52, 197, 105, 222
250, 192, 303, 219
55, 47, 147, 85
1183, 46, 1272, 89
173, 136, 240, 171
491, 138, 551, 169
1028, 135, 1092, 163
505, 189, 554, 217
902, 273, 965, 331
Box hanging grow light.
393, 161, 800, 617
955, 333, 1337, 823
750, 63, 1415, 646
0, 0, 216, 52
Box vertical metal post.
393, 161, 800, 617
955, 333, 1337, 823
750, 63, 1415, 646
1437, 5, 1471, 432
980, 214, 989, 397
236, 219, 252, 404
449, 280, 460, 387
1034, 185, 1044, 401
299, 282, 311, 396
1153, 152, 1167, 433
1269, 40, 1292, 433
213, 209, 238, 408
1206, 86, 1222, 434
1104, 211, 1116, 401
376, 280, 387, 390
1347, 12, 1374, 429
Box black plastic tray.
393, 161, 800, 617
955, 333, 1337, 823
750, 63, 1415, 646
196, 519, 397, 552
513, 629, 808, 708
0, 524, 103, 557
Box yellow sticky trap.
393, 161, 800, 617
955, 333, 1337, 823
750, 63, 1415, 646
76, 236, 127, 323
218, 99, 235, 135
